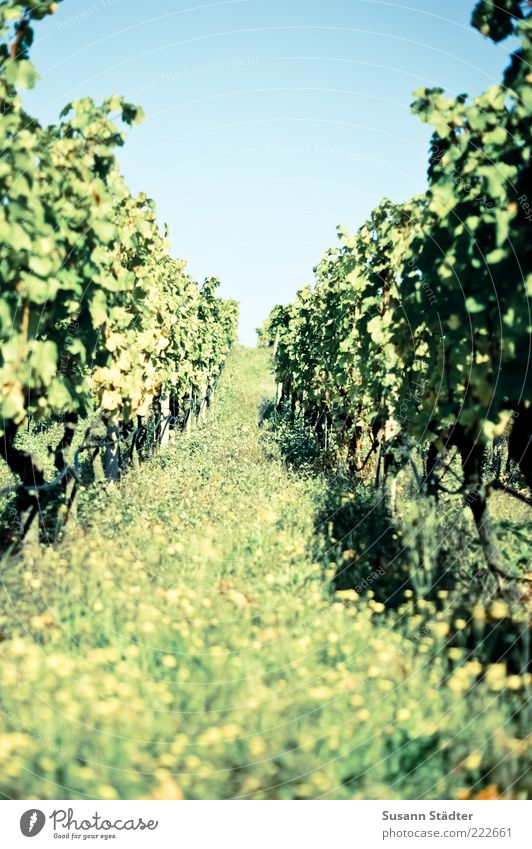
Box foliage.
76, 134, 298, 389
0, 1, 238, 510
265, 3, 532, 575
471, 0, 527, 42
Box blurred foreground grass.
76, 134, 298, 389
0, 347, 529, 800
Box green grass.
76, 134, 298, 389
0, 347, 529, 800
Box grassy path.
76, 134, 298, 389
0, 348, 528, 800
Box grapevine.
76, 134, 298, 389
263, 1, 531, 577
0, 1, 238, 536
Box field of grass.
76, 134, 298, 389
0, 347, 529, 800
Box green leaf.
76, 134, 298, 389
29, 255, 54, 277
4, 59, 39, 89
92, 219, 116, 243
20, 274, 59, 304
465, 297, 486, 314
121, 103, 145, 126
30, 340, 57, 385
485, 247, 506, 264
89, 290, 108, 327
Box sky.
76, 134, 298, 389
23, 0, 515, 344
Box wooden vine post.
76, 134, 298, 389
185, 389, 193, 435
159, 393, 171, 449
104, 423, 120, 481
199, 383, 208, 423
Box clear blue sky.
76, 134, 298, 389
24, 0, 514, 344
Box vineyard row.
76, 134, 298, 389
260, 1, 531, 581
0, 1, 238, 539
